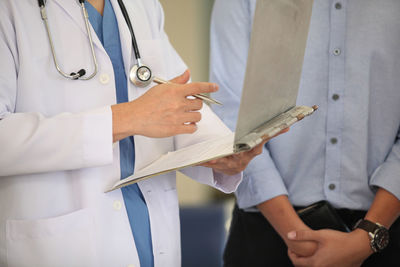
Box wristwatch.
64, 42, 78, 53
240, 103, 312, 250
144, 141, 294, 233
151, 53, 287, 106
353, 219, 389, 253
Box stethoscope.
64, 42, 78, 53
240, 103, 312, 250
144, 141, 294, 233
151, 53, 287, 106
38, 0, 154, 87
38, 0, 222, 104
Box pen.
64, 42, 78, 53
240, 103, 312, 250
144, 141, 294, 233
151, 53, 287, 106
152, 76, 222, 105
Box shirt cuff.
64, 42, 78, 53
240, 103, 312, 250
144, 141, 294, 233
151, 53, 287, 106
82, 106, 114, 167
369, 156, 400, 201
180, 166, 242, 194
235, 149, 288, 209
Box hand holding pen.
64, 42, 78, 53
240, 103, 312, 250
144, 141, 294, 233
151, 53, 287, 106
111, 70, 221, 142
152, 76, 222, 106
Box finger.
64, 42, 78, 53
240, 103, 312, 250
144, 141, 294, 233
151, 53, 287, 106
199, 162, 214, 168
199, 159, 219, 167
261, 127, 290, 142
184, 98, 203, 111
181, 112, 202, 124
170, 69, 191, 84
202, 158, 233, 170
273, 127, 290, 137
178, 123, 198, 134
288, 250, 310, 267
247, 143, 265, 156
183, 82, 219, 96
287, 229, 321, 242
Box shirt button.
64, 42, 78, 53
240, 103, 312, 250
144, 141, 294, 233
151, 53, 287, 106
329, 183, 336, 190
113, 200, 122, 210
99, 73, 110, 84
332, 94, 340, 101
333, 48, 341, 56
330, 138, 338, 144
335, 2, 342, 9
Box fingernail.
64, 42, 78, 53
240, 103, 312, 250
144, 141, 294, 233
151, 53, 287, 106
213, 83, 219, 91
287, 231, 296, 239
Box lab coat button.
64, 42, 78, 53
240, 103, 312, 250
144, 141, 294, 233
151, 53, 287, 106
99, 74, 110, 84
113, 200, 122, 210
127, 265, 136, 267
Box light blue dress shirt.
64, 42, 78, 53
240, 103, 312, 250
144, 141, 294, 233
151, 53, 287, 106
85, 1, 154, 266
210, 0, 400, 211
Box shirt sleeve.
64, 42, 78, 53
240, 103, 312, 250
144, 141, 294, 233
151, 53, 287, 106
209, 0, 288, 208
0, 3, 114, 177
370, 127, 400, 200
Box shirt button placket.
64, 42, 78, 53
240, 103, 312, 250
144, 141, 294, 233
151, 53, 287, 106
325, 0, 346, 200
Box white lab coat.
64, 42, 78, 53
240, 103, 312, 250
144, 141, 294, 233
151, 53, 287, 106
0, 1, 241, 266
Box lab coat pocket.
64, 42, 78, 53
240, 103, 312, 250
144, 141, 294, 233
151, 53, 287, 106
6, 209, 97, 267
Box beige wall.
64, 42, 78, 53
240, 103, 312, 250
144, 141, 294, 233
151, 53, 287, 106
159, 0, 222, 205
159, 0, 214, 82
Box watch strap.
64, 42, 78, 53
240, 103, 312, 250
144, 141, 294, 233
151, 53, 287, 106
354, 219, 379, 233
354, 219, 389, 253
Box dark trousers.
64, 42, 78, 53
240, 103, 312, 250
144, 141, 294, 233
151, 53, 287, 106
223, 204, 400, 267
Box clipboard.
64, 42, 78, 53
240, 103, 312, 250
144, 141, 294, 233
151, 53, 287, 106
107, 0, 316, 192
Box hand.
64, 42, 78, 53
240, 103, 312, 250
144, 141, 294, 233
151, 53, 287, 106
286, 228, 373, 267
284, 228, 318, 257
112, 70, 218, 141
200, 128, 289, 175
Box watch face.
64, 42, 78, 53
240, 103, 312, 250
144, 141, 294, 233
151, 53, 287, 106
374, 228, 389, 251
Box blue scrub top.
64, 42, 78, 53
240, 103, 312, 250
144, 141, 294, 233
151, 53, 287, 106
85, 1, 154, 266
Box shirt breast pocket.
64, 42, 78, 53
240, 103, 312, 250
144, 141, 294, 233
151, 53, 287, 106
6, 209, 97, 267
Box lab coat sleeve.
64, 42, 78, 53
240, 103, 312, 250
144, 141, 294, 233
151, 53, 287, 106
152, 0, 242, 193
209, 0, 288, 208
370, 127, 400, 201
176, 104, 242, 194
0, 5, 114, 177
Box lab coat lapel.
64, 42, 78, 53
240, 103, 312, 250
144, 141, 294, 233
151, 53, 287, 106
110, 0, 133, 79
51, 0, 104, 53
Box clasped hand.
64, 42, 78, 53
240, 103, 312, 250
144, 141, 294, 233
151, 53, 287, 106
286, 228, 373, 267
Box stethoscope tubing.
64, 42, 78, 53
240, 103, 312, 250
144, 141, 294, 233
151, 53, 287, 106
36, 0, 222, 105
116, 0, 141, 62
39, 0, 98, 80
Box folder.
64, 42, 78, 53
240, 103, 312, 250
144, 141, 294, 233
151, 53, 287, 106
107, 0, 316, 192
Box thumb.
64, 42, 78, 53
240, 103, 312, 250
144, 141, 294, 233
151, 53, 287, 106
287, 229, 321, 242
170, 69, 191, 84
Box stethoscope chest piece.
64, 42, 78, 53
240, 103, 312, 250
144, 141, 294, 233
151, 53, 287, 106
130, 64, 153, 87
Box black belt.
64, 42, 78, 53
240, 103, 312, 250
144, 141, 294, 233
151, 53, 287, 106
294, 204, 367, 230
